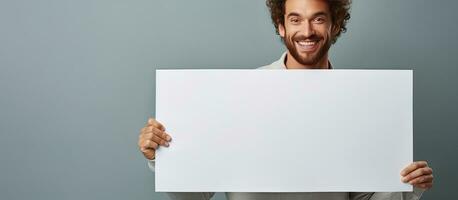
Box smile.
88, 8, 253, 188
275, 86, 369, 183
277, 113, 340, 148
295, 40, 319, 52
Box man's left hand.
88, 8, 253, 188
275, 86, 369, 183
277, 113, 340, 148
401, 161, 434, 190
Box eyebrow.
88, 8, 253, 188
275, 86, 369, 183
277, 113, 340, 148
286, 11, 328, 19
286, 12, 301, 18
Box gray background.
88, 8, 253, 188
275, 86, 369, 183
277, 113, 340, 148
0, 0, 456, 199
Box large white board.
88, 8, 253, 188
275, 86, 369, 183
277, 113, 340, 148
155, 69, 412, 192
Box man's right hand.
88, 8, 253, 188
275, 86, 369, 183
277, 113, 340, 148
138, 118, 172, 160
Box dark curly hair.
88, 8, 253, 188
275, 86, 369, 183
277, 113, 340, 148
266, 0, 351, 44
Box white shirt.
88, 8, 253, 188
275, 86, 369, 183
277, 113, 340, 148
148, 52, 425, 200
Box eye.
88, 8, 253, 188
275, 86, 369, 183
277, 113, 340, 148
290, 17, 301, 24
313, 17, 326, 24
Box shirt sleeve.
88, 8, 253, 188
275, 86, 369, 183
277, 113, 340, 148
368, 187, 424, 200
165, 192, 215, 200
349, 192, 374, 200
147, 159, 155, 172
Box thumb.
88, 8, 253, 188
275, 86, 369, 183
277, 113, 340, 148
147, 118, 154, 125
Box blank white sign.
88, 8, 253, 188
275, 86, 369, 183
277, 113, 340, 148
155, 69, 412, 192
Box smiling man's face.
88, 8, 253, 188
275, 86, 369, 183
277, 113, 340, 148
279, 0, 335, 68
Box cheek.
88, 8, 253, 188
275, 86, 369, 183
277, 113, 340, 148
284, 27, 297, 39
325, 25, 333, 38
315, 24, 332, 37
286, 31, 295, 42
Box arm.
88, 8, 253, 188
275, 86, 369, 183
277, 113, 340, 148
140, 118, 215, 200
166, 192, 215, 200
366, 188, 424, 200
350, 160, 433, 200
349, 190, 424, 200
349, 192, 373, 200
349, 189, 423, 200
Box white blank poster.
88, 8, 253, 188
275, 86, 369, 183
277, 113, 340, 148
155, 69, 412, 192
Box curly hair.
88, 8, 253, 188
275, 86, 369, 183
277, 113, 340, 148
266, 0, 351, 44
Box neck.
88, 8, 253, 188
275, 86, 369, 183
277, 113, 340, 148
285, 51, 330, 69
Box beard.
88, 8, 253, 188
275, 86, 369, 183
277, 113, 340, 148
283, 30, 332, 68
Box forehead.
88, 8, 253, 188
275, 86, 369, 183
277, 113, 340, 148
284, 0, 330, 17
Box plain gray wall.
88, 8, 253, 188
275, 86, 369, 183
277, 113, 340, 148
0, 0, 457, 199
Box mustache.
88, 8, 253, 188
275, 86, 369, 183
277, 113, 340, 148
292, 34, 322, 41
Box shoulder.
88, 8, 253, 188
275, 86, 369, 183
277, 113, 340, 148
257, 53, 287, 70
257, 64, 276, 70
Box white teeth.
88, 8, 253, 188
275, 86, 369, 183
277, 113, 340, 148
297, 41, 316, 46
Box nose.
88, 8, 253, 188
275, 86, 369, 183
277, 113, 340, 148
300, 20, 316, 38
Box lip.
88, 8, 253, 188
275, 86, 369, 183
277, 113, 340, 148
295, 40, 319, 53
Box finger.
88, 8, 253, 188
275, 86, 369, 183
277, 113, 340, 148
140, 126, 147, 135
147, 118, 154, 126
401, 161, 428, 176
402, 167, 433, 183
414, 182, 433, 190
140, 132, 154, 141
141, 148, 156, 160
154, 129, 172, 142
409, 174, 434, 185
147, 118, 166, 131
141, 139, 159, 150
141, 126, 159, 135
143, 127, 171, 142
151, 134, 169, 147
141, 125, 155, 135
141, 126, 153, 135
165, 133, 172, 142
138, 127, 153, 142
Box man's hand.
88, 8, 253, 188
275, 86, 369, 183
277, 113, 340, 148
401, 161, 434, 190
138, 118, 172, 160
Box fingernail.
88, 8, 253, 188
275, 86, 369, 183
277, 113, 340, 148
166, 135, 171, 141
165, 142, 169, 147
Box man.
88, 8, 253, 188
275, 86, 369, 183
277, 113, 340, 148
138, 0, 434, 199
